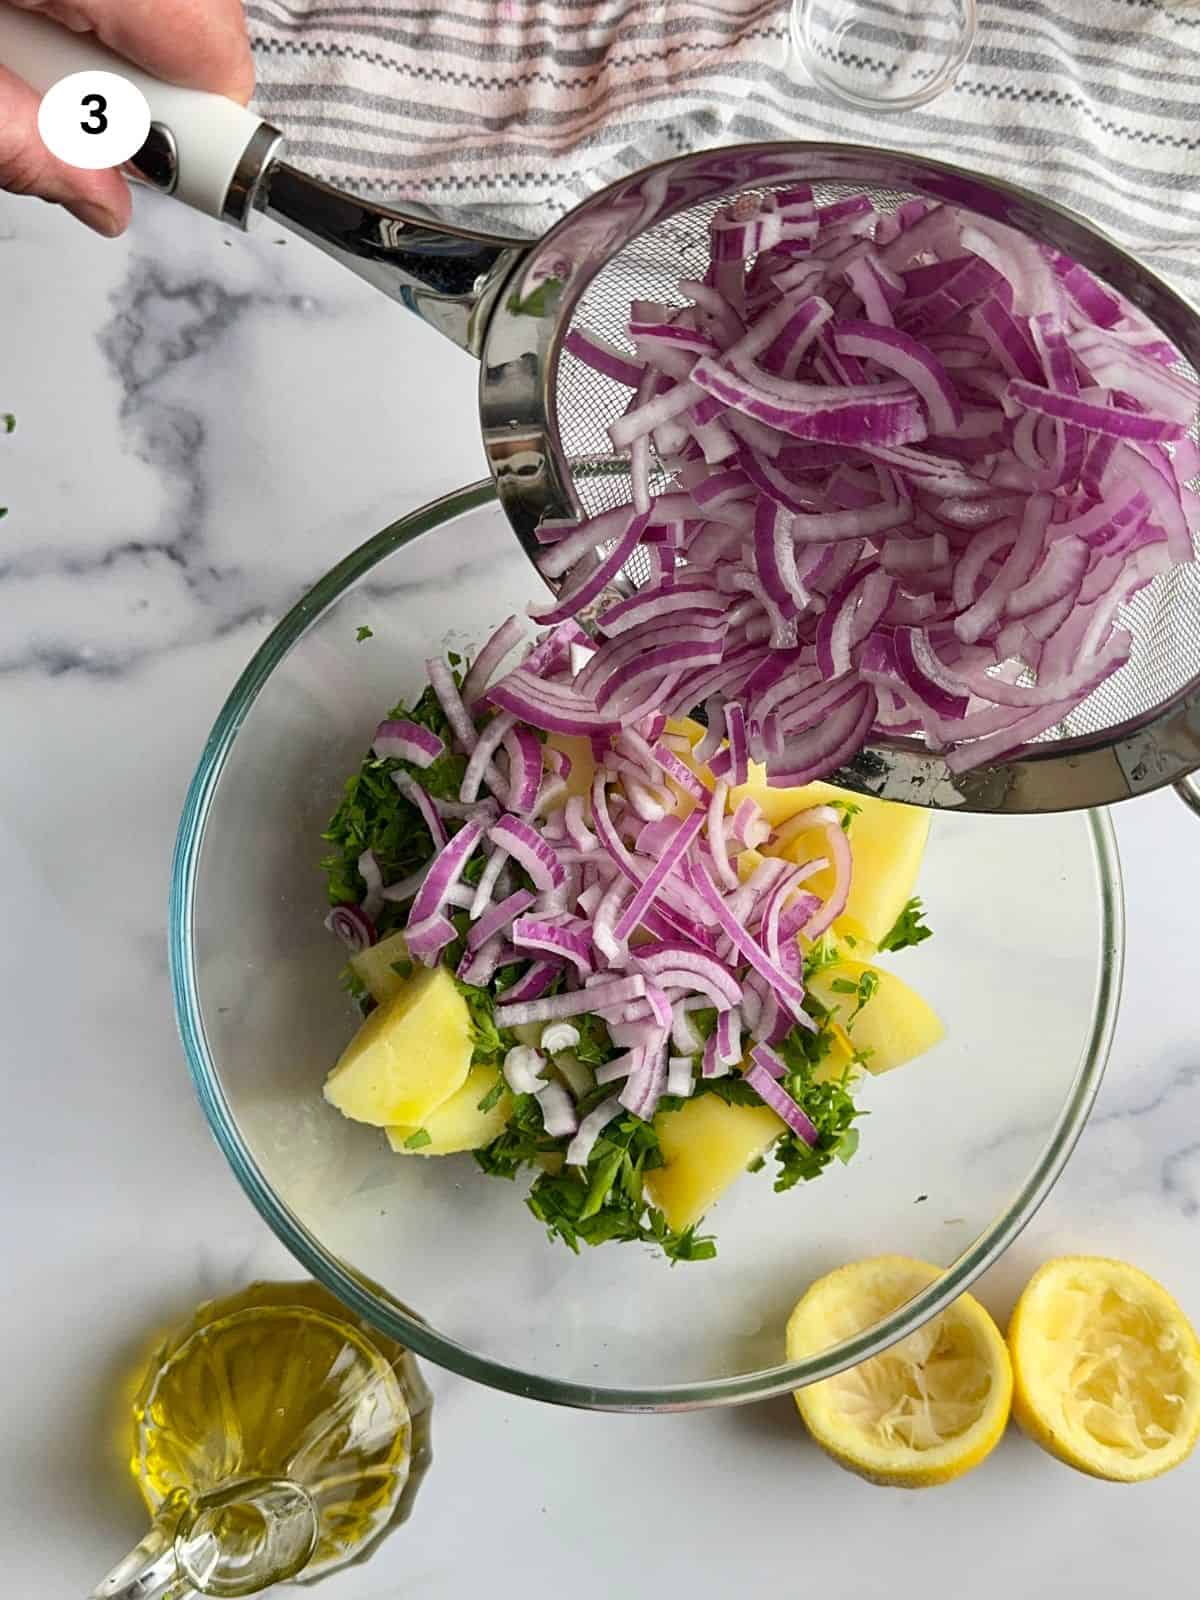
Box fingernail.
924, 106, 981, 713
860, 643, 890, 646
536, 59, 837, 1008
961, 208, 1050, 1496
64, 199, 123, 238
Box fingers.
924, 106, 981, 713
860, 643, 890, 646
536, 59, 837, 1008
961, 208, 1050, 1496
0, 62, 129, 234
8, 0, 255, 103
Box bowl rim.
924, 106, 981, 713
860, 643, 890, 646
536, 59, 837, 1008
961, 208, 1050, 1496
169, 479, 1125, 1413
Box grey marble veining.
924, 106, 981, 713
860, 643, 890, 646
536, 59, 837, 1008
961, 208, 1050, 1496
0, 181, 1198, 1598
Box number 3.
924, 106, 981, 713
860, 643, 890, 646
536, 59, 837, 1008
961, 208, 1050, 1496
80, 93, 108, 135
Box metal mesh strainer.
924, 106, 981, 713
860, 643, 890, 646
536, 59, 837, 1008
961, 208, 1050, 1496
477, 148, 1200, 815
6, 7, 1189, 816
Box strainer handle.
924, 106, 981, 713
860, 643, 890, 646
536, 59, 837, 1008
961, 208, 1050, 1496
1174, 774, 1200, 818
0, 8, 529, 354
0, 7, 277, 224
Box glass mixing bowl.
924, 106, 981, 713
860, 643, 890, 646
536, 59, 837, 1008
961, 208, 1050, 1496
170, 482, 1123, 1412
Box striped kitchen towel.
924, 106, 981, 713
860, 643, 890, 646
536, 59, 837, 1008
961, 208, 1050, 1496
246, 0, 1200, 297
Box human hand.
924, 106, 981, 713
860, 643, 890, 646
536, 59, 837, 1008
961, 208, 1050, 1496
0, 0, 252, 235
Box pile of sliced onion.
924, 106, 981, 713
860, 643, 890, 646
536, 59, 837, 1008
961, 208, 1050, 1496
331, 620, 853, 1157
542, 188, 1199, 779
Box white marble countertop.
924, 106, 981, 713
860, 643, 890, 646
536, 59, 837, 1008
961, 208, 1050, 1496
2, 188, 1198, 1599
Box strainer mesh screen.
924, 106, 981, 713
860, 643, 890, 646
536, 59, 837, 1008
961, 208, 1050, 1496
553, 181, 1200, 747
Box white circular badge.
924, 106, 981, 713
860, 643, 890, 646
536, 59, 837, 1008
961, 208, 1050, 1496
37, 71, 151, 171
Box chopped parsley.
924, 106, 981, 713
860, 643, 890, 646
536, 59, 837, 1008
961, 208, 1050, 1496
2, 413, 13, 433
878, 896, 934, 953
403, 1128, 432, 1150
356, 624, 374, 642
478, 1090, 715, 1261
829, 967, 879, 1025
768, 1018, 865, 1190
831, 799, 862, 832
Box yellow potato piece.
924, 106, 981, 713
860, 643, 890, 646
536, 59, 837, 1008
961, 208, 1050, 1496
1008, 1256, 1200, 1482
386, 1065, 512, 1156
348, 929, 411, 1005
806, 959, 944, 1075
732, 770, 931, 950
324, 963, 472, 1127
787, 1256, 1013, 1487
645, 1093, 784, 1232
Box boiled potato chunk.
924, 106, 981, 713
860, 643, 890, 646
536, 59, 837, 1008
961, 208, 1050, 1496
324, 963, 471, 1127
348, 929, 412, 1005
645, 1094, 785, 1231
807, 959, 944, 1075
730, 770, 931, 949
386, 1065, 511, 1155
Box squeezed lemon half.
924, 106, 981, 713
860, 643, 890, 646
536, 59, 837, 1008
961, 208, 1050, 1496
1008, 1256, 1200, 1482
786, 1256, 1012, 1487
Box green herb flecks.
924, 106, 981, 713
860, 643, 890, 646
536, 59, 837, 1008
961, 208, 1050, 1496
507, 276, 562, 317
356, 624, 374, 642
454, 976, 520, 1069
803, 935, 843, 979
403, 1128, 432, 1150
569, 1012, 613, 1068
476, 1091, 715, 1262
319, 676, 469, 932
476, 1077, 507, 1114
831, 799, 862, 832
2, 413, 14, 433
829, 967, 879, 1025
878, 896, 934, 953
770, 1019, 865, 1191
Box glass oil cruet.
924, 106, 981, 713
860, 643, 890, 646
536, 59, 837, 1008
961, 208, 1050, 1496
91, 1280, 432, 1598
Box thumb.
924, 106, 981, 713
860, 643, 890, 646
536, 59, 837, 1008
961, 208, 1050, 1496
0, 63, 130, 234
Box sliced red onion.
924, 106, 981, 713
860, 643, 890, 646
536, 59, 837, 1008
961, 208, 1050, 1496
715, 1006, 743, 1068
391, 770, 450, 850
730, 798, 771, 850
635, 940, 743, 1008
701, 1030, 730, 1079
462, 615, 527, 707
536, 1079, 579, 1137
745, 1056, 819, 1145
488, 814, 565, 892
373, 718, 445, 768
690, 860, 806, 1019
666, 1056, 696, 1098
802, 811, 853, 941
457, 934, 515, 988
467, 888, 535, 952
503, 724, 544, 815
620, 1047, 668, 1118
541, 1021, 582, 1054
405, 911, 457, 965
512, 915, 594, 975
495, 974, 646, 1029
565, 1095, 623, 1166
503, 1044, 547, 1096
1008, 379, 1187, 443
611, 807, 708, 942
563, 327, 645, 388
499, 959, 563, 1005
460, 710, 516, 804
406, 817, 485, 939
425, 657, 479, 752
325, 903, 376, 952
356, 849, 385, 921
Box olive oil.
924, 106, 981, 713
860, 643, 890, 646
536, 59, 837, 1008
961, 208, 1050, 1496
129, 1280, 431, 1585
